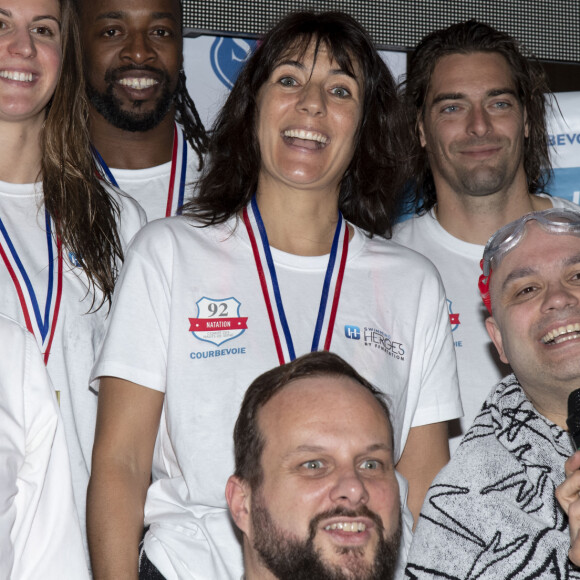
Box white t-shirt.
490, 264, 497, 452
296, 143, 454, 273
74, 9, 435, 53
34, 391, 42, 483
0, 313, 89, 580
392, 193, 580, 453
92, 213, 462, 580
0, 180, 146, 552
109, 139, 200, 221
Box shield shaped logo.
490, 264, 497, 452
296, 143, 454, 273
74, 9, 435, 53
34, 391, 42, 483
189, 297, 248, 346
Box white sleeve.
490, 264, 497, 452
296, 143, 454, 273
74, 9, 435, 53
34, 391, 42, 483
0, 327, 23, 579
0, 318, 89, 580
92, 223, 171, 392
411, 268, 463, 428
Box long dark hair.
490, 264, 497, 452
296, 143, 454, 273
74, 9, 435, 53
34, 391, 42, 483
403, 20, 551, 214
41, 0, 124, 308
183, 11, 408, 238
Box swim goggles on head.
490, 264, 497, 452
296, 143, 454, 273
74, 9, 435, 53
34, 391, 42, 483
478, 208, 580, 315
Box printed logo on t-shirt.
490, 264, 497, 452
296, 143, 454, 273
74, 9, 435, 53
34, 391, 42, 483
447, 298, 461, 332
188, 296, 248, 346
362, 326, 405, 361
344, 325, 361, 340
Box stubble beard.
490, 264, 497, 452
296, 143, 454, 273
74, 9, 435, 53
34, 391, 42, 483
436, 135, 524, 199
454, 159, 513, 198
250, 494, 401, 580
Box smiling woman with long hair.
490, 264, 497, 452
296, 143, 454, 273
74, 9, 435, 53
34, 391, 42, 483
88, 11, 461, 579
0, 0, 145, 557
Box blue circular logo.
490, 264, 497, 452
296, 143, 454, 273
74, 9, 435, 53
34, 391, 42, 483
210, 37, 257, 89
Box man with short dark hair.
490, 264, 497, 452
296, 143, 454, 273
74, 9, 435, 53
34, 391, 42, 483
393, 20, 580, 452
407, 209, 580, 577
226, 351, 402, 580
77, 0, 208, 219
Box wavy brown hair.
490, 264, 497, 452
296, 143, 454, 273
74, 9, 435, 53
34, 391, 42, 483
42, 0, 124, 308
403, 20, 552, 214
183, 11, 409, 238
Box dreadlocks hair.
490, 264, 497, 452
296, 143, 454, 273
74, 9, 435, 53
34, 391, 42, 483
403, 20, 552, 214
42, 0, 124, 310
173, 0, 208, 171
175, 68, 209, 171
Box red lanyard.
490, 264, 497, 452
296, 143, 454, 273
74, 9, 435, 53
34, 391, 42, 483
243, 197, 349, 365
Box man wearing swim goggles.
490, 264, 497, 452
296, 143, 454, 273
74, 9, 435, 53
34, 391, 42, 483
479, 208, 580, 314
407, 208, 580, 577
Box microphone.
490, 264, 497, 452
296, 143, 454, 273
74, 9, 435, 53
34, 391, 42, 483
567, 388, 580, 450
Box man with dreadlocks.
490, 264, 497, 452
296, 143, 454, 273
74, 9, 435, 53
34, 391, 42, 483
78, 0, 209, 219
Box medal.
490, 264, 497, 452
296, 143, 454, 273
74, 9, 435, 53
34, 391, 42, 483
0, 209, 63, 364
243, 195, 349, 365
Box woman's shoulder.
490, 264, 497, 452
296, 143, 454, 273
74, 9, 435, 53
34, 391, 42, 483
127, 214, 237, 253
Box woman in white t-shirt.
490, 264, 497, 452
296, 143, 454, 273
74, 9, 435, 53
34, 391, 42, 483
0, 0, 145, 558
89, 11, 461, 579
0, 314, 90, 580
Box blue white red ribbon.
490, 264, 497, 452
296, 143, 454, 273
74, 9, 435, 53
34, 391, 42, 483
92, 123, 187, 217
243, 195, 349, 365
0, 209, 63, 364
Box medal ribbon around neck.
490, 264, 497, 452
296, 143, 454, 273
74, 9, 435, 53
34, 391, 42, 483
92, 123, 188, 217
0, 209, 63, 364
243, 195, 349, 365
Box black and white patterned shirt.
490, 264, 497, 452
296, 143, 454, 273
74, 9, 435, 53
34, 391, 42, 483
406, 374, 580, 579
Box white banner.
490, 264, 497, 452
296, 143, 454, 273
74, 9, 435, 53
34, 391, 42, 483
547, 91, 580, 204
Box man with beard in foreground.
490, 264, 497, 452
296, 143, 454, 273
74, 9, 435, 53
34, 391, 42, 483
226, 351, 402, 580
77, 0, 208, 219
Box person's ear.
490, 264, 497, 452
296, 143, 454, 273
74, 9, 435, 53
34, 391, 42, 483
226, 475, 251, 534
418, 114, 427, 148
485, 316, 509, 364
